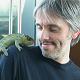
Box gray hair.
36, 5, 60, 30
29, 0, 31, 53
33, 0, 80, 46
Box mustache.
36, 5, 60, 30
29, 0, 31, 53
40, 40, 56, 45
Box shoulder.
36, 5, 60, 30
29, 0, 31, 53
0, 45, 42, 70
0, 45, 18, 79
70, 61, 80, 78
0, 45, 43, 79
29, 46, 41, 53
0, 45, 41, 63
0, 45, 41, 57
71, 61, 80, 71
0, 45, 18, 67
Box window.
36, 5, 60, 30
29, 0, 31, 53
0, 0, 25, 39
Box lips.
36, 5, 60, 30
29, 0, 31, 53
40, 40, 56, 48
42, 43, 53, 48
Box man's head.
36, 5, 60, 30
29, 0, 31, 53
33, 0, 80, 61
33, 0, 80, 46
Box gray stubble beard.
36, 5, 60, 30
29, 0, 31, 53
39, 45, 65, 60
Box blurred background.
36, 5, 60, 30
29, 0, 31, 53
0, 0, 39, 42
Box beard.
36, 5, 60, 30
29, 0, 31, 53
39, 40, 66, 60
41, 46, 64, 59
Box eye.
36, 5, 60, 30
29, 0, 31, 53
50, 27, 59, 32
36, 25, 43, 30
50, 29, 57, 32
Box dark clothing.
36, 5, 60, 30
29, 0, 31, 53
0, 45, 80, 80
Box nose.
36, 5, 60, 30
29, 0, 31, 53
40, 29, 49, 41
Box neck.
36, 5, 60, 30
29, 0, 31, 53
54, 55, 70, 64
54, 47, 70, 64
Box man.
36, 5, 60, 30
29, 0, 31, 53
0, 0, 80, 80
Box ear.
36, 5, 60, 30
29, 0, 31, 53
71, 29, 80, 39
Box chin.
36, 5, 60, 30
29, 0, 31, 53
42, 51, 59, 59
40, 45, 64, 60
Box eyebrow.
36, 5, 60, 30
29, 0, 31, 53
35, 23, 60, 28
47, 24, 59, 27
35, 23, 40, 26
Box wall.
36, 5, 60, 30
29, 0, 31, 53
70, 41, 80, 68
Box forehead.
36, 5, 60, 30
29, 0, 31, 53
35, 10, 69, 28
36, 11, 56, 25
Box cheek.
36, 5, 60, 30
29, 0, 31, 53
50, 33, 61, 40
50, 34, 66, 45
37, 31, 41, 39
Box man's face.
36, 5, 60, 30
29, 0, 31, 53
35, 11, 72, 60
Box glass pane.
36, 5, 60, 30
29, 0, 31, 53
0, 0, 25, 38
12, 0, 18, 33
12, 0, 25, 34
0, 0, 10, 39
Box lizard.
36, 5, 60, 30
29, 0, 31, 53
0, 33, 35, 56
